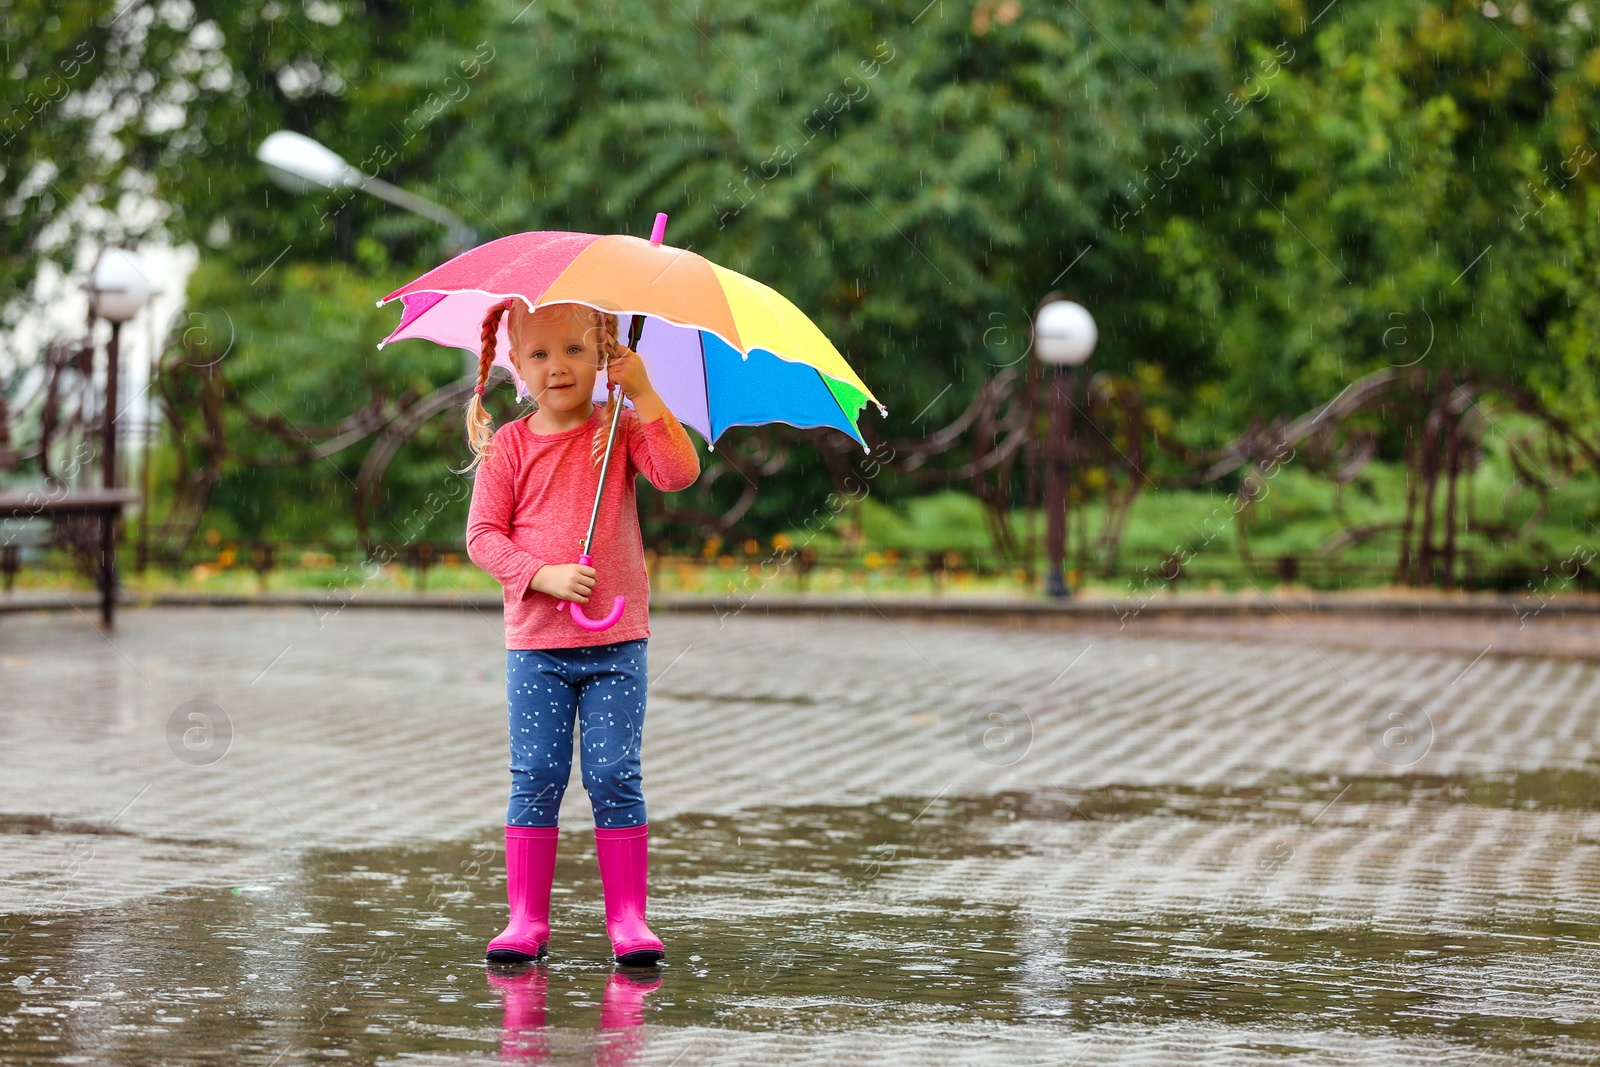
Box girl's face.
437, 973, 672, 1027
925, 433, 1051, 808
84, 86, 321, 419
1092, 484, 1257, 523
508, 305, 605, 415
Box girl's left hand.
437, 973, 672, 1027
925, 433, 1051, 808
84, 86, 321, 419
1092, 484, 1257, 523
605, 343, 654, 401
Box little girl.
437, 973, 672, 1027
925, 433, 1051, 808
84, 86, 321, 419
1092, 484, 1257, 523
461, 298, 700, 967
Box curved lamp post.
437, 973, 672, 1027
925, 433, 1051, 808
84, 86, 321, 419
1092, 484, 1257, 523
1033, 296, 1097, 598
256, 130, 477, 253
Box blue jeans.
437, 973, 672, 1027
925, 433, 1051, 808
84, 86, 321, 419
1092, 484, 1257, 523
505, 638, 649, 829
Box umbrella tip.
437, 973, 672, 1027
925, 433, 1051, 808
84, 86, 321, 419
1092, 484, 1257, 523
375, 299, 384, 307
650, 213, 669, 246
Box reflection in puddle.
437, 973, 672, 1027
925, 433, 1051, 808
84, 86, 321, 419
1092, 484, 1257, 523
488, 966, 660, 1065
1, 773, 1599, 1063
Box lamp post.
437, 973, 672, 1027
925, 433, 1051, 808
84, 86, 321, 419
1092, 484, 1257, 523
257, 130, 478, 252
88, 248, 152, 490
87, 246, 152, 625
1033, 296, 1098, 598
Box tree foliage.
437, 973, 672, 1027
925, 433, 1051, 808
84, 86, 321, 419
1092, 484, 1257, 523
5, 0, 1599, 548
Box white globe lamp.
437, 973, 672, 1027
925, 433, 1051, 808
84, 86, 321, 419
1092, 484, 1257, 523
88, 248, 152, 324
1033, 299, 1098, 366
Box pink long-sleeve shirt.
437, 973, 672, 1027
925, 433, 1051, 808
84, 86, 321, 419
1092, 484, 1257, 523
465, 403, 700, 650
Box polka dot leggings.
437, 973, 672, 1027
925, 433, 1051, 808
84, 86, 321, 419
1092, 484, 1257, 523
505, 637, 649, 829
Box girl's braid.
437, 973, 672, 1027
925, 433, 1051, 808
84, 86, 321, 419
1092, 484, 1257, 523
455, 297, 516, 475
589, 307, 624, 468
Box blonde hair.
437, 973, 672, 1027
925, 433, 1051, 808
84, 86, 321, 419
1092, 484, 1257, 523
457, 300, 624, 475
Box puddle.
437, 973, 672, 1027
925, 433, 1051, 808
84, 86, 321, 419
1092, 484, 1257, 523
2, 779, 1599, 1064
0, 815, 134, 837
1035, 763, 1600, 821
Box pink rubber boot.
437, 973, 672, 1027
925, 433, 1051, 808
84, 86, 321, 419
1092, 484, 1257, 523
486, 824, 559, 963
592, 823, 666, 966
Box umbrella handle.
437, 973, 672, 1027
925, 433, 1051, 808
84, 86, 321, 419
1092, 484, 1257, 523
567, 553, 626, 631
570, 217, 658, 635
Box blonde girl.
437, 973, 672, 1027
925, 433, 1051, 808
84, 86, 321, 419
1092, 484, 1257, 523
462, 299, 700, 966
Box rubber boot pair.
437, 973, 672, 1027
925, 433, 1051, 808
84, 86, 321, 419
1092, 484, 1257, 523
485, 822, 666, 966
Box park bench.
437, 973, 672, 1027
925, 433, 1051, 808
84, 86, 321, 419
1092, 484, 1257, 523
0, 487, 139, 626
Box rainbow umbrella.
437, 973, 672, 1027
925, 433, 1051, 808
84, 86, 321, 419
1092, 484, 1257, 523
375, 214, 886, 452
376, 214, 885, 632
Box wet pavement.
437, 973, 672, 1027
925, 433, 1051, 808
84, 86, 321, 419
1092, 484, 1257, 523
2, 606, 1600, 1064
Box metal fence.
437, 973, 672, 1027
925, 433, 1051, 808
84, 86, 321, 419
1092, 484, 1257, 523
7, 533, 1591, 599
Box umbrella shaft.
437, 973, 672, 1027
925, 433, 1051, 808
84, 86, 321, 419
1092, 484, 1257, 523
583, 382, 626, 553
582, 319, 645, 555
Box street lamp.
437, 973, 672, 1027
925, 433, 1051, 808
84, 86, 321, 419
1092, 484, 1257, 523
88, 247, 152, 491
86, 246, 152, 627
256, 130, 477, 253
1033, 295, 1097, 598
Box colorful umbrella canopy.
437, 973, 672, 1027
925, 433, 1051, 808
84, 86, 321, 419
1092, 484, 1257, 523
375, 221, 886, 451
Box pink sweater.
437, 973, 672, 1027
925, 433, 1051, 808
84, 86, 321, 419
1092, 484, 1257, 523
466, 403, 700, 650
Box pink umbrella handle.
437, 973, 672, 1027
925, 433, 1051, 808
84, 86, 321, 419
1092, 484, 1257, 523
567, 553, 626, 631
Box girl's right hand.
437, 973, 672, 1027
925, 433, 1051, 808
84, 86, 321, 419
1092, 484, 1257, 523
530, 562, 597, 603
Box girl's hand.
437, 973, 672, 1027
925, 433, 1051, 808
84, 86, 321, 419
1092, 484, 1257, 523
605, 343, 655, 401
530, 562, 596, 603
